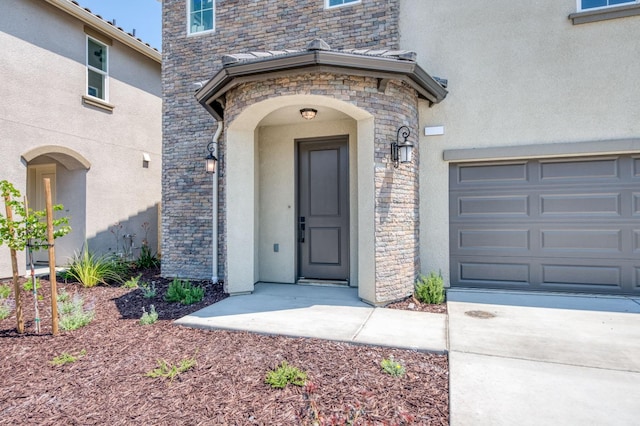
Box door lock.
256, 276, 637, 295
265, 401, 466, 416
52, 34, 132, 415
299, 216, 305, 243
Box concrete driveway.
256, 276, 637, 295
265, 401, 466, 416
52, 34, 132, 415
448, 295, 640, 425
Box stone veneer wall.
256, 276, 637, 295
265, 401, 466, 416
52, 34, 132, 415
162, 0, 400, 279
223, 73, 420, 303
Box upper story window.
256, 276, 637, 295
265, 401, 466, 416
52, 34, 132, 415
189, 0, 215, 34
326, 0, 360, 8
87, 37, 108, 101
579, 0, 637, 10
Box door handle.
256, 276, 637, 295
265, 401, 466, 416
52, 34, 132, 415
299, 216, 305, 243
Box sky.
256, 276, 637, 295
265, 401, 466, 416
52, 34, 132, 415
75, 0, 162, 50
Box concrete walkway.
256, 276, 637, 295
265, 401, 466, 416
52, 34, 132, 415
176, 284, 640, 425
176, 282, 447, 352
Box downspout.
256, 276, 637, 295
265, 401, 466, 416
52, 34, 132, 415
211, 121, 223, 283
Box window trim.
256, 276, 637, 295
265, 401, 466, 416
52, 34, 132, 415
86, 35, 109, 102
187, 0, 215, 35
570, 1, 640, 24
577, 0, 637, 12
325, 0, 361, 9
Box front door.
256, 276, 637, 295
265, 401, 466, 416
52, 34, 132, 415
27, 164, 57, 263
298, 137, 349, 281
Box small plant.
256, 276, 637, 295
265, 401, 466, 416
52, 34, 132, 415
145, 357, 197, 381
58, 291, 95, 331
164, 278, 204, 305
122, 274, 142, 289
265, 361, 308, 389
50, 349, 86, 366
0, 298, 13, 320
139, 305, 158, 325
66, 247, 128, 287
380, 355, 406, 377
22, 278, 41, 292
0, 283, 11, 299
140, 281, 157, 299
136, 245, 159, 269
414, 271, 445, 304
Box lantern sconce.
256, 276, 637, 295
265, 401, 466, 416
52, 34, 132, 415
391, 126, 414, 168
205, 141, 218, 174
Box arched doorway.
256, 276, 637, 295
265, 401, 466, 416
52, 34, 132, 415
22, 146, 90, 265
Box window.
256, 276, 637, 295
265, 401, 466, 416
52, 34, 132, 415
189, 0, 214, 34
579, 0, 637, 11
86, 37, 108, 101
326, 0, 360, 8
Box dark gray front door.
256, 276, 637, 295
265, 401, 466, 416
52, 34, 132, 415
449, 155, 640, 295
298, 137, 349, 281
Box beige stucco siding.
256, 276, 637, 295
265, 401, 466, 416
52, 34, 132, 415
0, 0, 161, 277
400, 0, 640, 283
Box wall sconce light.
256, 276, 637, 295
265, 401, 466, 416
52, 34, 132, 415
205, 141, 217, 174
391, 126, 414, 168
300, 108, 317, 120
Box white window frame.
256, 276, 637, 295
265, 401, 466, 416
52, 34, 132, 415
578, 0, 638, 11
86, 36, 108, 102
325, 0, 361, 9
187, 0, 215, 35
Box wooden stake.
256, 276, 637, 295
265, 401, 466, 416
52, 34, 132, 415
3, 191, 24, 334
44, 178, 59, 336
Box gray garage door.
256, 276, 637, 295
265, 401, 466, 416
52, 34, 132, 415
449, 155, 640, 295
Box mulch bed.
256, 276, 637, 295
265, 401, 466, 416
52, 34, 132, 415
0, 267, 449, 425
386, 296, 447, 315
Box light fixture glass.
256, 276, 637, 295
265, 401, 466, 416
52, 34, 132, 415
205, 141, 217, 174
391, 126, 414, 168
300, 108, 317, 120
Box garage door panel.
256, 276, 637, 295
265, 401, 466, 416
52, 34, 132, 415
456, 261, 530, 285
457, 195, 529, 217
541, 264, 621, 288
540, 193, 621, 217
539, 158, 619, 181
450, 155, 639, 295
458, 229, 530, 251
541, 229, 621, 253
456, 162, 528, 184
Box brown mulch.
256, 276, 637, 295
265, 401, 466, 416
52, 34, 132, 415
386, 296, 448, 315
0, 267, 449, 425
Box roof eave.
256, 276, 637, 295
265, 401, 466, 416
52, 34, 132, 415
44, 0, 161, 64
195, 50, 447, 119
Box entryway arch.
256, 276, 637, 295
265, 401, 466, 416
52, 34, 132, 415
22, 146, 89, 265
224, 94, 376, 302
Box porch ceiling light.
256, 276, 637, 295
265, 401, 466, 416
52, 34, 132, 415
300, 108, 317, 120
391, 126, 414, 168
205, 141, 217, 173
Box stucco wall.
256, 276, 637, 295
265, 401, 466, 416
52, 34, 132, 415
399, 0, 640, 283
0, 0, 161, 277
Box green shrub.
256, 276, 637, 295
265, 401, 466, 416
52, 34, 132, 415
50, 349, 86, 366
66, 248, 127, 287
414, 272, 445, 304
140, 281, 157, 299
265, 361, 308, 389
22, 278, 41, 292
164, 278, 204, 305
122, 274, 141, 289
139, 305, 158, 325
58, 291, 95, 331
0, 298, 13, 320
145, 357, 196, 381
136, 245, 159, 269
0, 284, 11, 299
380, 355, 406, 377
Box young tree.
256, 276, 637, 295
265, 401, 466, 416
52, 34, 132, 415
0, 180, 70, 333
